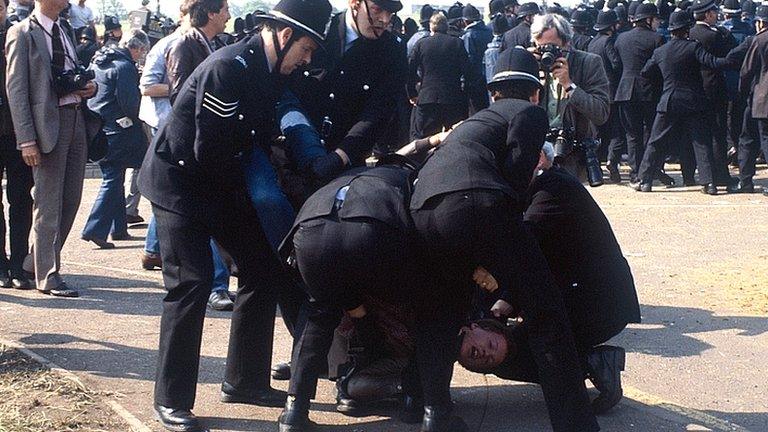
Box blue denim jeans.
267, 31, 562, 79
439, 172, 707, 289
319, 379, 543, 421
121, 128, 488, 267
82, 160, 128, 240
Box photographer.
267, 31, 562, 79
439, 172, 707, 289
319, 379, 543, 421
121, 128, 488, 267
6, 0, 97, 297
530, 13, 610, 182
80, 30, 149, 248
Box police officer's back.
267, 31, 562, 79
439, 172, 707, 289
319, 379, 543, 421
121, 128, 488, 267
499, 1, 538, 50
614, 5, 664, 103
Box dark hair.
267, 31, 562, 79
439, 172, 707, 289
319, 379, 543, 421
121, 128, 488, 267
694, 11, 708, 21
185, 0, 226, 28
490, 80, 539, 101
670, 27, 689, 38
261, 20, 289, 33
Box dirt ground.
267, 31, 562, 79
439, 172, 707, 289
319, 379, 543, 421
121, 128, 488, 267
0, 344, 128, 432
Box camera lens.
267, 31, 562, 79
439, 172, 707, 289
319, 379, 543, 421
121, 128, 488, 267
540, 53, 556, 70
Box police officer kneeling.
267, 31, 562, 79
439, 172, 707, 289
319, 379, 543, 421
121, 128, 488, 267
137, 0, 333, 430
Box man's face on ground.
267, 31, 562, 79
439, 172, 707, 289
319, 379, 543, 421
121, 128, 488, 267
458, 323, 509, 371
534, 27, 566, 49
351, 0, 393, 39
280, 33, 319, 75
209, 0, 230, 34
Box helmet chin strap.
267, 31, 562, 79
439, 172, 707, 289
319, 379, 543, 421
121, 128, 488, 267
351, 0, 379, 39
272, 28, 298, 75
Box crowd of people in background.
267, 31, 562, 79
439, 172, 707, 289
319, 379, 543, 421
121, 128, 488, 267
0, 0, 766, 430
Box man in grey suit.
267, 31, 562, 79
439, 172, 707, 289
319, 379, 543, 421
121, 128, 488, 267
6, 0, 97, 297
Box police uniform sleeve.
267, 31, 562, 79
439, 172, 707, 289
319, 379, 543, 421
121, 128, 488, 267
193, 58, 246, 190
693, 40, 731, 70
503, 104, 549, 195
739, 35, 761, 97
640, 50, 661, 81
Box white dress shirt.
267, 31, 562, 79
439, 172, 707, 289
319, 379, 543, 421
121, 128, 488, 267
33, 9, 81, 106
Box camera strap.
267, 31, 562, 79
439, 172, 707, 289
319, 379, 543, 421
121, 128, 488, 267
30, 16, 82, 71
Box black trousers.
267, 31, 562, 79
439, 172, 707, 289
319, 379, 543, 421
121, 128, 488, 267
466, 82, 490, 116
0, 137, 33, 277
410, 102, 467, 141
411, 190, 598, 432
737, 104, 768, 183
619, 101, 656, 178
598, 103, 627, 164
288, 216, 412, 401
707, 99, 732, 184
639, 110, 714, 185
152, 193, 290, 409
728, 96, 747, 150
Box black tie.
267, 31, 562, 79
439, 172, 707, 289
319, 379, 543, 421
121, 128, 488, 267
51, 22, 65, 72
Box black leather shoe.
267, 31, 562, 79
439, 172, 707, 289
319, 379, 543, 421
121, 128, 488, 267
82, 235, 115, 249
111, 232, 138, 241
207, 291, 234, 311
0, 271, 10, 288
126, 214, 145, 224
400, 395, 424, 424
49, 283, 79, 298
657, 171, 675, 187
701, 183, 718, 195
11, 276, 32, 290
587, 345, 626, 415
421, 405, 468, 432
220, 382, 286, 407
278, 396, 316, 432
732, 180, 755, 193
335, 376, 365, 416
154, 404, 206, 432
272, 361, 291, 380
606, 163, 621, 183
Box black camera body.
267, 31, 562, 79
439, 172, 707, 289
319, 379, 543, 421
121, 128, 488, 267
54, 66, 95, 97
538, 44, 564, 72
547, 127, 604, 187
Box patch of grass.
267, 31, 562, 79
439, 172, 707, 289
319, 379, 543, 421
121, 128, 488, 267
0, 345, 128, 432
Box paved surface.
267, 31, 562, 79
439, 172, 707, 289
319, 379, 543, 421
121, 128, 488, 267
1, 165, 767, 432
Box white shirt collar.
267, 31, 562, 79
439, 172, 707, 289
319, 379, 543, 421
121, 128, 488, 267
33, 8, 57, 33
345, 9, 359, 49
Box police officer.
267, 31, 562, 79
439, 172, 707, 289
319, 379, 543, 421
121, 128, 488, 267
136, 0, 333, 430
102, 15, 122, 47
570, 8, 594, 51
277, 159, 421, 431
588, 10, 626, 182
461, 4, 493, 114
722, 0, 753, 160
446, 2, 465, 37
614, 3, 667, 184
289, 0, 406, 176
499, 1, 539, 50
690, 0, 739, 188
409, 47, 599, 432
407, 4, 433, 57
634, 10, 735, 194
736, 5, 768, 195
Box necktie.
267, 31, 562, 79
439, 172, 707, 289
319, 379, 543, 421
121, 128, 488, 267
51, 22, 65, 72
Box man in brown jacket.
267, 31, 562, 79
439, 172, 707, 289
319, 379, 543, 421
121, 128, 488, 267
737, 5, 768, 195
166, 0, 230, 104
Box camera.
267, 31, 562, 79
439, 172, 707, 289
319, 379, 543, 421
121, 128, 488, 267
538, 44, 564, 72
547, 128, 604, 187
54, 66, 95, 97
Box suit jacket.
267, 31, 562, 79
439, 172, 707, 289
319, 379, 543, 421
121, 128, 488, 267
689, 22, 737, 103
571, 32, 593, 51
291, 12, 407, 165
407, 32, 469, 105
523, 166, 641, 348
5, 15, 80, 152
587, 33, 621, 97
138, 35, 283, 215
166, 28, 212, 105
542, 49, 610, 141
410, 98, 548, 211
614, 26, 664, 102
740, 28, 768, 118
0, 19, 15, 139
641, 37, 731, 114
500, 20, 531, 51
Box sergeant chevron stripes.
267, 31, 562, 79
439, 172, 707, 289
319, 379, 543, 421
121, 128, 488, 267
203, 91, 239, 118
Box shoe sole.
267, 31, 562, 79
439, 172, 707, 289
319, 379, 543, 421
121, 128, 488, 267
279, 422, 316, 432
154, 412, 208, 432
220, 392, 285, 407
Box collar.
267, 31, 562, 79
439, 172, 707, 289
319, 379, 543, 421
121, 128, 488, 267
465, 20, 481, 30
192, 27, 214, 54
344, 8, 359, 48
695, 20, 713, 28
33, 8, 57, 33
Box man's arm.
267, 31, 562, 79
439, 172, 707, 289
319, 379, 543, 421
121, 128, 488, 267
567, 53, 610, 126
739, 37, 760, 97
115, 63, 141, 120
5, 24, 37, 147
140, 40, 172, 97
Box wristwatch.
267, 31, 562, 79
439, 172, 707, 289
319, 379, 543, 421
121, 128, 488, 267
565, 83, 577, 94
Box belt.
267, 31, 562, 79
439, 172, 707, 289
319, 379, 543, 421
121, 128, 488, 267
58, 103, 81, 110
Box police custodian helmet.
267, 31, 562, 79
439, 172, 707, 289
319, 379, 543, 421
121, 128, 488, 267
255, 0, 334, 44
487, 46, 543, 91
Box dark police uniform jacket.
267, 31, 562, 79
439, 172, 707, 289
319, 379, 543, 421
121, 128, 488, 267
524, 166, 641, 347
571, 32, 593, 51
138, 35, 281, 215
689, 22, 738, 104
740, 27, 768, 118
407, 32, 470, 105
292, 12, 407, 165
614, 26, 664, 102
410, 98, 549, 212
462, 21, 494, 78
500, 20, 532, 51
588, 33, 621, 97
641, 37, 732, 113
